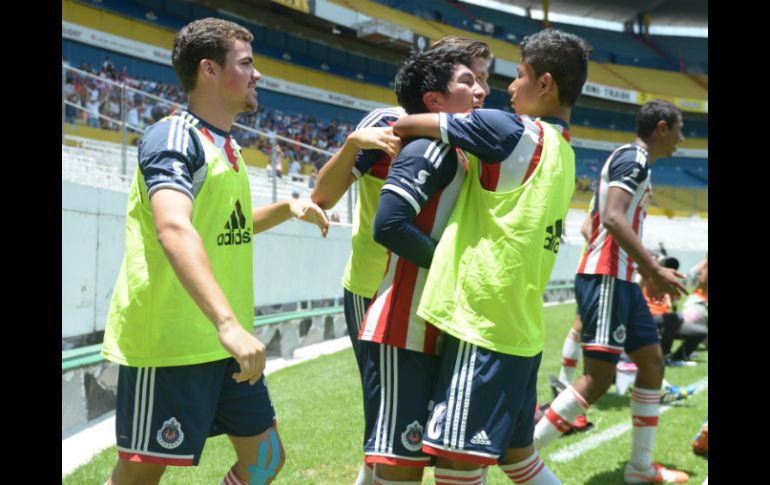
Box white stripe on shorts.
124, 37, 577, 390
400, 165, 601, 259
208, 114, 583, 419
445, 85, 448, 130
375, 345, 387, 452
448, 341, 473, 449
444, 340, 465, 448
389, 347, 399, 454
143, 368, 157, 450
136, 368, 149, 450
459, 344, 476, 450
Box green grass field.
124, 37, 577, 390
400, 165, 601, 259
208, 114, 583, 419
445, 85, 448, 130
63, 303, 708, 484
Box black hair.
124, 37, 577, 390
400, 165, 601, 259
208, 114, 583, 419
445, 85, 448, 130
394, 46, 474, 114
636, 99, 682, 138
519, 28, 592, 107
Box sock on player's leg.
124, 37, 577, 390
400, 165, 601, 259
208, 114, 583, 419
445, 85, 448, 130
558, 329, 581, 385
434, 467, 484, 485
500, 452, 562, 484
534, 386, 589, 449
629, 387, 661, 471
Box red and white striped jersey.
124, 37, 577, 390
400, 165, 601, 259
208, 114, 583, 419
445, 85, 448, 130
577, 144, 652, 281
360, 111, 570, 354
359, 138, 467, 353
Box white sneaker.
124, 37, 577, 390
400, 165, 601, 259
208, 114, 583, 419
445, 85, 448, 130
624, 462, 689, 483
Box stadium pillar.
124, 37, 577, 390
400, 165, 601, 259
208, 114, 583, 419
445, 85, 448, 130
120, 82, 128, 175
62, 65, 66, 145
272, 161, 278, 203
542, 0, 550, 28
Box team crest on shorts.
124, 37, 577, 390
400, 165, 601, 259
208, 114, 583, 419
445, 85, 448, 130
401, 421, 424, 452
157, 417, 185, 449
613, 324, 627, 344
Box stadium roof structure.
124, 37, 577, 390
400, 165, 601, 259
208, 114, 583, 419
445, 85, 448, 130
491, 0, 708, 28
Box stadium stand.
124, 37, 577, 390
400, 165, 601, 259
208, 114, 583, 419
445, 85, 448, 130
373, 0, 707, 73
63, 0, 707, 217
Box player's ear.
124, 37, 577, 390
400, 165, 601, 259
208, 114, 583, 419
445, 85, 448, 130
539, 72, 554, 97
422, 91, 441, 111
200, 60, 217, 81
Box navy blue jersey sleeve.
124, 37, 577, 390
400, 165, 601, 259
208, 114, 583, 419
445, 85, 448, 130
138, 118, 205, 200
439, 109, 525, 163
373, 191, 438, 268
352, 107, 402, 178
607, 148, 649, 194
382, 138, 458, 214
373, 137, 458, 268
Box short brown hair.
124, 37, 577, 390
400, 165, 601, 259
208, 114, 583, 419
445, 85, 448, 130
430, 36, 492, 62
172, 18, 254, 92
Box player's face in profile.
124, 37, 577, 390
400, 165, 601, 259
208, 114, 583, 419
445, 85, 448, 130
220, 39, 262, 113
435, 64, 480, 114
663, 116, 685, 156
469, 57, 490, 108
508, 61, 539, 116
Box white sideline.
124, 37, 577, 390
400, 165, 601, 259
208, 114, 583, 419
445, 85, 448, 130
547, 377, 709, 463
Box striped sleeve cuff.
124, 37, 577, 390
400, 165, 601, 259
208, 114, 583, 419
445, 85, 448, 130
439, 113, 450, 145
382, 184, 421, 215
607, 181, 636, 195
148, 184, 195, 202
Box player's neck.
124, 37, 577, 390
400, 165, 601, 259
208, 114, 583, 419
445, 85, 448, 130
187, 95, 236, 133
540, 105, 571, 126
634, 138, 657, 164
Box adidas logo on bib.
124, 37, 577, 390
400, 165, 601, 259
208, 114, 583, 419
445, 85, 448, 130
470, 430, 492, 446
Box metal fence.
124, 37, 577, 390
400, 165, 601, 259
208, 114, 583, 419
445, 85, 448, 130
62, 63, 358, 222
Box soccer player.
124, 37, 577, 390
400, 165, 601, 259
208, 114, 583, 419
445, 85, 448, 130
312, 36, 491, 485
391, 28, 592, 484
355, 45, 487, 484
533, 99, 690, 484
100, 18, 328, 485
557, 211, 592, 388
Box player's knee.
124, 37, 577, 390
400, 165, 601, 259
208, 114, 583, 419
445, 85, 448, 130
637, 356, 665, 381
111, 459, 166, 485
243, 429, 285, 484
435, 457, 480, 471
375, 463, 424, 480
581, 372, 614, 398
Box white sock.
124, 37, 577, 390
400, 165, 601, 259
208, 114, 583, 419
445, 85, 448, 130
558, 329, 581, 385
630, 387, 661, 470
355, 463, 374, 485
221, 465, 248, 485
500, 452, 562, 484
434, 467, 484, 485
481, 465, 489, 484
534, 386, 589, 449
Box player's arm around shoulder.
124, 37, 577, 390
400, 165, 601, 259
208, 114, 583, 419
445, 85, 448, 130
373, 137, 451, 268
312, 110, 402, 209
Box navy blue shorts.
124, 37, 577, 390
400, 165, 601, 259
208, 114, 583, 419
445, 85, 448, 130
575, 274, 660, 363
344, 288, 372, 376
115, 358, 276, 466
422, 335, 541, 465
360, 340, 438, 467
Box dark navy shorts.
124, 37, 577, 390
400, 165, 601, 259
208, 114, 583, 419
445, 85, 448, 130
575, 274, 660, 363
422, 334, 542, 465
344, 288, 372, 376
360, 340, 438, 467
115, 358, 276, 466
